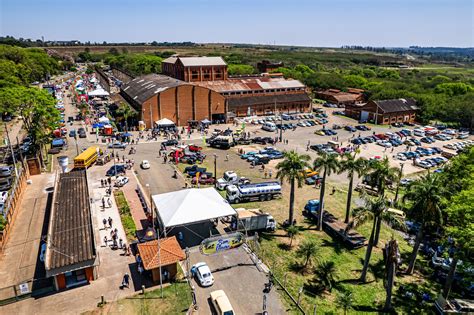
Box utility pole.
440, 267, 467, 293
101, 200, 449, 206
213, 154, 217, 186
74, 134, 79, 156
5, 123, 19, 178
394, 163, 404, 204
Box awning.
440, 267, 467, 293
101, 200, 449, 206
156, 118, 175, 126
152, 188, 236, 228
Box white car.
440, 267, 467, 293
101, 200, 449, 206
192, 262, 214, 287
416, 160, 431, 169
396, 153, 407, 161
400, 178, 414, 186
141, 160, 151, 169
114, 176, 129, 187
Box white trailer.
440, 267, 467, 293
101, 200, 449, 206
226, 181, 282, 204
216, 171, 250, 190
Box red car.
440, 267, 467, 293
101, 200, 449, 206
191, 175, 215, 185
188, 144, 203, 152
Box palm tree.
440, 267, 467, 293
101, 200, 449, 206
296, 240, 319, 269
314, 261, 336, 292
116, 102, 134, 131
367, 157, 400, 246
384, 238, 399, 311
336, 290, 354, 315
286, 225, 300, 248
276, 150, 311, 225
349, 195, 404, 282
403, 172, 444, 275
338, 153, 369, 223
313, 152, 339, 231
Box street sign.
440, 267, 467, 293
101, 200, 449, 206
19, 282, 30, 295
199, 232, 244, 255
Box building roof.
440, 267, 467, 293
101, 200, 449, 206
178, 56, 227, 67
152, 187, 236, 228
227, 93, 311, 108
121, 74, 185, 105
162, 56, 178, 64
330, 93, 361, 103
137, 236, 185, 270
194, 75, 305, 93
45, 170, 96, 272
374, 98, 418, 113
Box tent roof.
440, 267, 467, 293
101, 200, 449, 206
156, 118, 175, 126
152, 188, 236, 228
98, 116, 110, 122
88, 88, 109, 96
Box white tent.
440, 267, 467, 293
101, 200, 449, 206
155, 118, 175, 126
98, 116, 110, 123
152, 188, 236, 228
88, 88, 109, 97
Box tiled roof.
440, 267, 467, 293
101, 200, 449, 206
178, 56, 227, 67
121, 74, 185, 105
227, 93, 311, 108
138, 236, 185, 270
194, 76, 305, 93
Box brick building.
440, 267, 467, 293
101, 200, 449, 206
345, 98, 418, 125
315, 88, 365, 106
257, 60, 284, 73
120, 56, 311, 126
162, 56, 228, 82
45, 170, 98, 291
121, 74, 226, 127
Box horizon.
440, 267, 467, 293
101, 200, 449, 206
1, 0, 473, 48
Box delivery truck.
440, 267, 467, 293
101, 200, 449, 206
234, 208, 276, 232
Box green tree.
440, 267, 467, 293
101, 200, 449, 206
227, 64, 255, 75
313, 261, 336, 292
443, 180, 474, 299
312, 152, 339, 231
276, 151, 311, 225
336, 290, 354, 315
402, 172, 444, 274
349, 196, 403, 282
383, 239, 399, 311
286, 225, 300, 248
338, 153, 368, 223
116, 102, 135, 131
366, 157, 400, 246
296, 240, 319, 269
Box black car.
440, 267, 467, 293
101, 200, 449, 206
106, 165, 126, 177
251, 137, 267, 144
162, 139, 178, 147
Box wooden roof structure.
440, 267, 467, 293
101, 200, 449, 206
45, 170, 96, 274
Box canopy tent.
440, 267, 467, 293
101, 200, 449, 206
201, 119, 211, 124
152, 188, 236, 228
88, 88, 109, 97
155, 118, 175, 126
92, 123, 105, 128
98, 116, 110, 123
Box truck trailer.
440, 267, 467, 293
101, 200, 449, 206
226, 181, 282, 204
234, 208, 276, 233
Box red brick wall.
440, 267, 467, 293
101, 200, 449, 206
195, 87, 210, 121
177, 85, 194, 125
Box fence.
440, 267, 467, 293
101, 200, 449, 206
0, 277, 54, 306
0, 165, 29, 252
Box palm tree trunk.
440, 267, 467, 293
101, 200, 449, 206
344, 173, 354, 223
289, 178, 295, 225
360, 217, 377, 282
443, 256, 459, 299
318, 168, 327, 231
384, 253, 396, 310
406, 228, 423, 274
373, 217, 382, 247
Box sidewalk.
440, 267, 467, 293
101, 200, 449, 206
120, 170, 149, 230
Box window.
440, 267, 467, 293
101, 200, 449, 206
191, 70, 199, 80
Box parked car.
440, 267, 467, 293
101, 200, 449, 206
114, 176, 129, 187
192, 262, 214, 287
162, 139, 178, 147
106, 164, 126, 177
191, 175, 215, 185
210, 290, 234, 315
108, 142, 127, 149
0, 166, 13, 177
141, 160, 151, 169
69, 129, 76, 138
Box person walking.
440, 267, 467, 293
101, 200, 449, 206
119, 238, 123, 249
102, 198, 106, 209
103, 218, 107, 229
108, 217, 113, 229
104, 235, 108, 246
269, 170, 273, 178
107, 198, 112, 208
225, 154, 229, 161
122, 273, 130, 288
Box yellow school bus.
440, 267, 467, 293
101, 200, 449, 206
74, 146, 99, 169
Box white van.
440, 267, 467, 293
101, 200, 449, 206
414, 129, 425, 137
262, 122, 277, 132
210, 290, 235, 315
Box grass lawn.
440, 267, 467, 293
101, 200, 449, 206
114, 190, 137, 241
84, 281, 191, 315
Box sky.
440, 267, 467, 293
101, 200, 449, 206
1, 0, 473, 47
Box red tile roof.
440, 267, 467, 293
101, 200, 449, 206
137, 236, 185, 270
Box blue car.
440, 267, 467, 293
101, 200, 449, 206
241, 152, 257, 159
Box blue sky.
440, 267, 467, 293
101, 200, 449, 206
1, 0, 473, 47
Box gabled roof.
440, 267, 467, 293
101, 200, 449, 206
162, 56, 178, 64
194, 76, 305, 93
152, 188, 236, 228
121, 74, 185, 105
138, 236, 185, 270
374, 98, 418, 113
177, 56, 227, 67
227, 93, 311, 108
45, 170, 96, 272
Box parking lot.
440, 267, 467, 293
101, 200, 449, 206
188, 246, 286, 315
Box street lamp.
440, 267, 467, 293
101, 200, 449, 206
394, 162, 404, 204
213, 154, 217, 186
